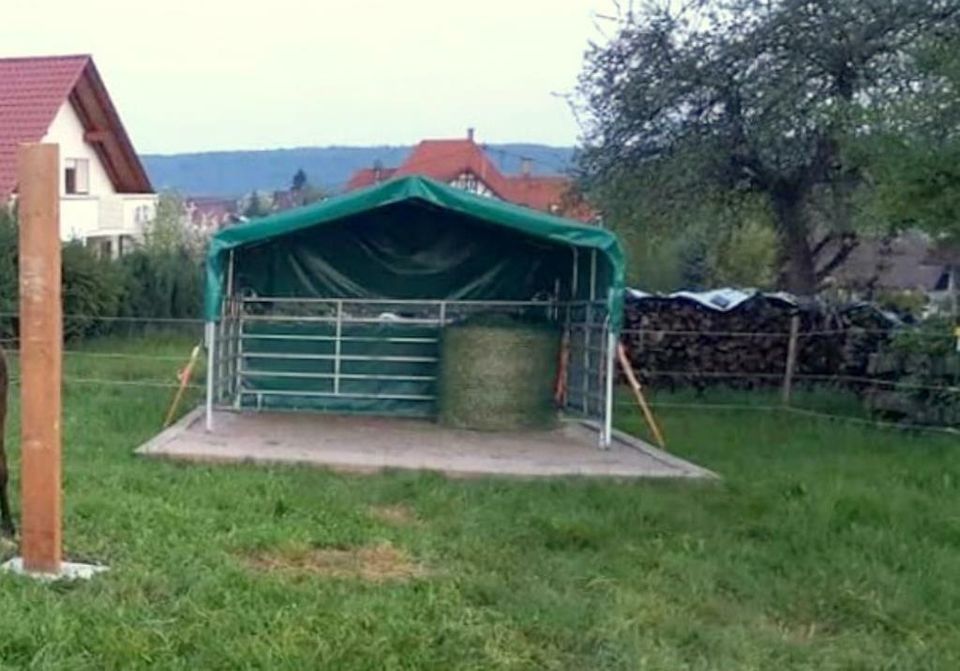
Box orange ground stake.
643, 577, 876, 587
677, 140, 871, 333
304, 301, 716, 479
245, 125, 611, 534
616, 342, 667, 450
164, 346, 202, 428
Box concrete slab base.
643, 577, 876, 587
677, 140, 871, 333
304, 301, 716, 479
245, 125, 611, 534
1, 557, 109, 581
137, 407, 716, 480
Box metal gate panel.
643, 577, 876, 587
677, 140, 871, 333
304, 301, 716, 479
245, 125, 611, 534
563, 300, 610, 424
213, 298, 561, 418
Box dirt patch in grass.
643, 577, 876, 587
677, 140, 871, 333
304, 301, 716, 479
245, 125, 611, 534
368, 503, 419, 526
246, 542, 425, 582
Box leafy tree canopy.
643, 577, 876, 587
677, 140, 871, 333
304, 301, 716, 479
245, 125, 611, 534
577, 0, 960, 294
859, 35, 960, 242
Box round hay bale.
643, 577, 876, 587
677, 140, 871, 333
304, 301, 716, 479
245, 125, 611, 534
439, 318, 560, 431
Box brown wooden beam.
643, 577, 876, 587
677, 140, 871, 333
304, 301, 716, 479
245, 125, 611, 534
17, 143, 63, 574
84, 130, 109, 143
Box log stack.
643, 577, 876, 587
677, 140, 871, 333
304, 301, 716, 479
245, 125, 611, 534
621, 292, 896, 390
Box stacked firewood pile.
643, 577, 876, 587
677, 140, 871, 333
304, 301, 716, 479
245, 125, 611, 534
621, 292, 897, 391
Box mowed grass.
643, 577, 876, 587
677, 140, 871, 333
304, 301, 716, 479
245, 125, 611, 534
0, 334, 958, 669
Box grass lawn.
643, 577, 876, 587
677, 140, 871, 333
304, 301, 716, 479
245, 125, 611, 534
0, 334, 959, 669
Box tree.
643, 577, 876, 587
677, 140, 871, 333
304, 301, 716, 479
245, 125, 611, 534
577, 0, 960, 295
288, 168, 325, 207
860, 35, 960, 242
243, 191, 270, 219
291, 168, 308, 192
144, 191, 201, 255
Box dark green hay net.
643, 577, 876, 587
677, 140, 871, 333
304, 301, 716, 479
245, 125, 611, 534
439, 315, 560, 431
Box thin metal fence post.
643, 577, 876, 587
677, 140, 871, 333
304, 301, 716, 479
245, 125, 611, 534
782, 315, 801, 406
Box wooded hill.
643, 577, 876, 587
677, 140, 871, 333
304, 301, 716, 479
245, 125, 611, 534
142, 144, 575, 197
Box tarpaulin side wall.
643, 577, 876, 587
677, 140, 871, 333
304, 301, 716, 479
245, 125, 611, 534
232, 202, 577, 305
204, 176, 625, 325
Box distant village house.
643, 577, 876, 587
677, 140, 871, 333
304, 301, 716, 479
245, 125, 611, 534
822, 231, 958, 314
346, 129, 592, 222
0, 55, 156, 257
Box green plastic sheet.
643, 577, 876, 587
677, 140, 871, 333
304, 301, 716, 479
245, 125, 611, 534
204, 176, 625, 326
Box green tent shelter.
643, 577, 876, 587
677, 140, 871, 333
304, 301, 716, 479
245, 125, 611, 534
203, 176, 625, 445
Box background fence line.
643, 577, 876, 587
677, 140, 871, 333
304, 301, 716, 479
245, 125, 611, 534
0, 311, 955, 433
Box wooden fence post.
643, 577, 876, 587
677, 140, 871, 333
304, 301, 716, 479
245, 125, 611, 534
17, 143, 62, 574
781, 314, 800, 407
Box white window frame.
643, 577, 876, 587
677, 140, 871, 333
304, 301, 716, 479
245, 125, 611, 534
64, 158, 90, 195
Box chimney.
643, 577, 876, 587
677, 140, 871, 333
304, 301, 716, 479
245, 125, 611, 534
520, 157, 533, 177
467, 127, 475, 142
373, 159, 383, 182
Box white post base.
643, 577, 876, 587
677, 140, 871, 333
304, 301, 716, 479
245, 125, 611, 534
1, 557, 108, 581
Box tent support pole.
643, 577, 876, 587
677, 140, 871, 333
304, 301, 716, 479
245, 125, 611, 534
205, 321, 215, 431
571, 248, 578, 299
334, 300, 343, 395
225, 251, 236, 404
589, 250, 597, 303
602, 327, 615, 449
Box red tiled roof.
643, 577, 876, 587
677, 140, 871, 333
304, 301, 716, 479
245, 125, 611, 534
0, 55, 88, 197
504, 175, 595, 222
393, 139, 512, 197
0, 54, 152, 198
506, 174, 568, 211
344, 136, 594, 221
346, 166, 397, 191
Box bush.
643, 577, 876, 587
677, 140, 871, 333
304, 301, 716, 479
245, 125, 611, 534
61, 242, 123, 340
866, 318, 960, 426
0, 207, 17, 339
117, 249, 203, 322
0, 205, 203, 343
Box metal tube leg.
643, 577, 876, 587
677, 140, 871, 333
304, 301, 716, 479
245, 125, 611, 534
205, 321, 216, 432
602, 329, 615, 449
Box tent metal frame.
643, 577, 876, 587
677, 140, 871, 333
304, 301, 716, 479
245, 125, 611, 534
205, 244, 616, 447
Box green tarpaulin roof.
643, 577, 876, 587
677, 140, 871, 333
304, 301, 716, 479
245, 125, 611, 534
204, 175, 625, 323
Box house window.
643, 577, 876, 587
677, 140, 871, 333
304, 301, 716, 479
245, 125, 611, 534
64, 158, 90, 195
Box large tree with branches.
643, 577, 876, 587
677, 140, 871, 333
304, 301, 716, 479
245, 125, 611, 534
577, 0, 960, 295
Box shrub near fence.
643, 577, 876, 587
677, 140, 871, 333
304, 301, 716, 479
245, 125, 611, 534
866, 320, 960, 426
0, 206, 203, 342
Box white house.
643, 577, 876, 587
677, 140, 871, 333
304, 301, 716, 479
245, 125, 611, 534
0, 54, 156, 256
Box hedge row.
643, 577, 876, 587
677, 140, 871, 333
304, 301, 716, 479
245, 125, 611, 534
0, 209, 202, 341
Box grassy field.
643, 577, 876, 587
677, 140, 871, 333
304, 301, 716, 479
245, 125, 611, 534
0, 334, 958, 669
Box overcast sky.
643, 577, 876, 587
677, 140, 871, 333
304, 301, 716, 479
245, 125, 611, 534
2, 0, 615, 154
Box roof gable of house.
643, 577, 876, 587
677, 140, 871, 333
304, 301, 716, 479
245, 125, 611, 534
825, 231, 947, 292
0, 54, 152, 198
393, 139, 510, 197
344, 136, 594, 221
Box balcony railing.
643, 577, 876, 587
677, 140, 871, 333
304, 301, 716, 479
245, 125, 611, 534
59, 193, 156, 241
